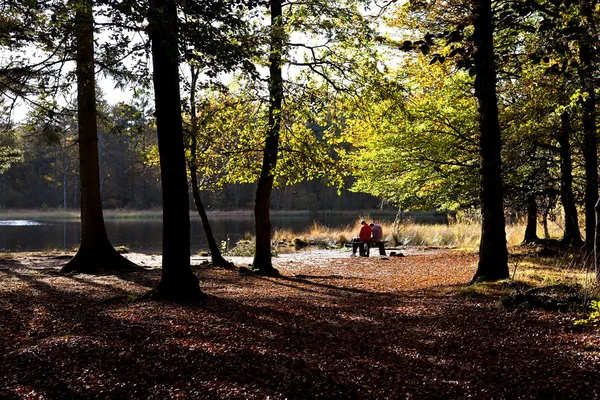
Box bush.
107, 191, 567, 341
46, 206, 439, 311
575, 300, 600, 327
227, 240, 255, 257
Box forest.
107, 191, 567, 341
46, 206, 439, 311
1, 0, 600, 398
0, 97, 381, 211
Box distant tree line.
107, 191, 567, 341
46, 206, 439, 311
0, 100, 382, 211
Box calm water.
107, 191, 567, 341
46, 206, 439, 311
0, 214, 399, 254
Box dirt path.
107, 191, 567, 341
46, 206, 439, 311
1, 249, 599, 399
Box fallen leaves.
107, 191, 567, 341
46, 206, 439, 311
0, 249, 599, 399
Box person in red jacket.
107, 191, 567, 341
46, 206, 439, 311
351, 220, 372, 257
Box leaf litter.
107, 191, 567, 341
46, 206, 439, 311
0, 249, 599, 399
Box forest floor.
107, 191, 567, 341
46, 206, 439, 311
1, 248, 599, 399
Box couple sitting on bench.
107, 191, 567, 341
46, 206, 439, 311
350, 220, 386, 257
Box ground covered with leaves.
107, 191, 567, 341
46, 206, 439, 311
1, 249, 599, 399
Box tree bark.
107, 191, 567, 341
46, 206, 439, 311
146, 0, 202, 301
542, 200, 551, 240
470, 0, 509, 283
251, 0, 283, 276
595, 199, 600, 282
557, 112, 583, 246
61, 0, 136, 273
579, 39, 598, 250
188, 67, 232, 267
522, 193, 538, 244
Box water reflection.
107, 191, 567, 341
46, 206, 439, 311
0, 220, 45, 226
0, 214, 399, 253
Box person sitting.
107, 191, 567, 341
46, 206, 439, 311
351, 220, 372, 257
369, 223, 386, 256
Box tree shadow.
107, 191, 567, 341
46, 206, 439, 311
1, 259, 599, 399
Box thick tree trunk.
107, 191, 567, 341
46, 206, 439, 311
595, 199, 600, 282
146, 0, 202, 301
557, 112, 583, 246
522, 193, 538, 244
252, 0, 283, 276
62, 0, 136, 273
470, 0, 509, 283
579, 40, 598, 250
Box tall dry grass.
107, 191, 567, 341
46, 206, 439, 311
394, 220, 564, 248
274, 218, 567, 249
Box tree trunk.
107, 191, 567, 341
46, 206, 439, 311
251, 0, 283, 276
62, 0, 136, 273
62, 133, 67, 209
188, 67, 231, 267
557, 112, 583, 246
145, 0, 202, 301
190, 166, 232, 267
542, 204, 550, 240
579, 39, 598, 250
470, 0, 509, 283
522, 193, 538, 244
595, 199, 600, 282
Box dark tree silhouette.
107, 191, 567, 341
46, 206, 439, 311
579, 38, 598, 250
557, 111, 583, 246
522, 193, 539, 244
470, 0, 509, 282
62, 0, 136, 273
252, 0, 282, 276
145, 0, 202, 300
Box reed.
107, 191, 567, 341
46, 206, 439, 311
272, 218, 567, 250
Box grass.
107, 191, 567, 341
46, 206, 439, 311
456, 246, 600, 307
270, 218, 567, 250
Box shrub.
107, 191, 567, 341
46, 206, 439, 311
227, 240, 255, 257
575, 300, 600, 327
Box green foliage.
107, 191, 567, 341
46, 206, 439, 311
227, 239, 255, 257
575, 300, 600, 327
342, 58, 479, 210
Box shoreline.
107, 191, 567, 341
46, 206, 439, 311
0, 208, 398, 220
0, 247, 442, 268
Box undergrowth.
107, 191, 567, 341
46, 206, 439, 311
575, 301, 600, 327
456, 247, 600, 320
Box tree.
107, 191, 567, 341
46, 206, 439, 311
469, 0, 509, 281
145, 0, 202, 300
62, 0, 136, 273
520, 0, 599, 250
344, 60, 480, 212
187, 66, 232, 267
251, 0, 284, 276
557, 111, 583, 246
577, 6, 598, 250
177, 1, 259, 267
247, 0, 376, 273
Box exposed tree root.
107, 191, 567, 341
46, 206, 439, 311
61, 246, 140, 274
139, 279, 205, 303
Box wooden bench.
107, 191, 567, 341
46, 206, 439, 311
344, 240, 387, 256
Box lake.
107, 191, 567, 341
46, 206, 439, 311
0, 214, 399, 254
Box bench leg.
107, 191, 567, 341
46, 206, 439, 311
378, 242, 386, 256
359, 243, 368, 256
